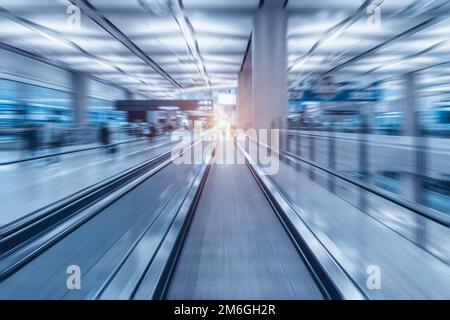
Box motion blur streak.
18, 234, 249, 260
0, 0, 448, 300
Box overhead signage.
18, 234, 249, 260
301, 89, 382, 102
116, 99, 213, 111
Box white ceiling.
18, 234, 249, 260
286, 0, 450, 98
0, 0, 449, 100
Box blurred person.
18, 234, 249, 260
99, 122, 117, 155
166, 122, 173, 134
123, 123, 132, 138
300, 112, 305, 128
148, 124, 157, 139
99, 122, 110, 151
23, 123, 39, 158
131, 121, 140, 137
47, 120, 64, 164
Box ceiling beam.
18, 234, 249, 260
239, 34, 252, 73
323, 15, 445, 75
0, 7, 160, 97
0, 42, 146, 98
70, 0, 182, 89
169, 0, 210, 88
288, 0, 374, 72
286, 2, 450, 16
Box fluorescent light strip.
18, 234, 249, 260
168, 0, 210, 87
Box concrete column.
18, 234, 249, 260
309, 132, 315, 180
402, 72, 426, 203
237, 69, 252, 129
295, 133, 302, 171
125, 91, 135, 123
402, 72, 427, 247
358, 111, 369, 211
328, 126, 336, 191
404, 73, 419, 137
251, 0, 287, 130
72, 71, 88, 127
237, 73, 243, 128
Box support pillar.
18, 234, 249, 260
403, 72, 427, 247
237, 69, 252, 130
251, 0, 287, 131
402, 72, 426, 203
72, 71, 88, 128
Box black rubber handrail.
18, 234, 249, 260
92, 141, 216, 299
0, 139, 176, 255
153, 147, 215, 300
0, 136, 161, 166
285, 129, 450, 153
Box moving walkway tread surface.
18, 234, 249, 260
165, 161, 324, 300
